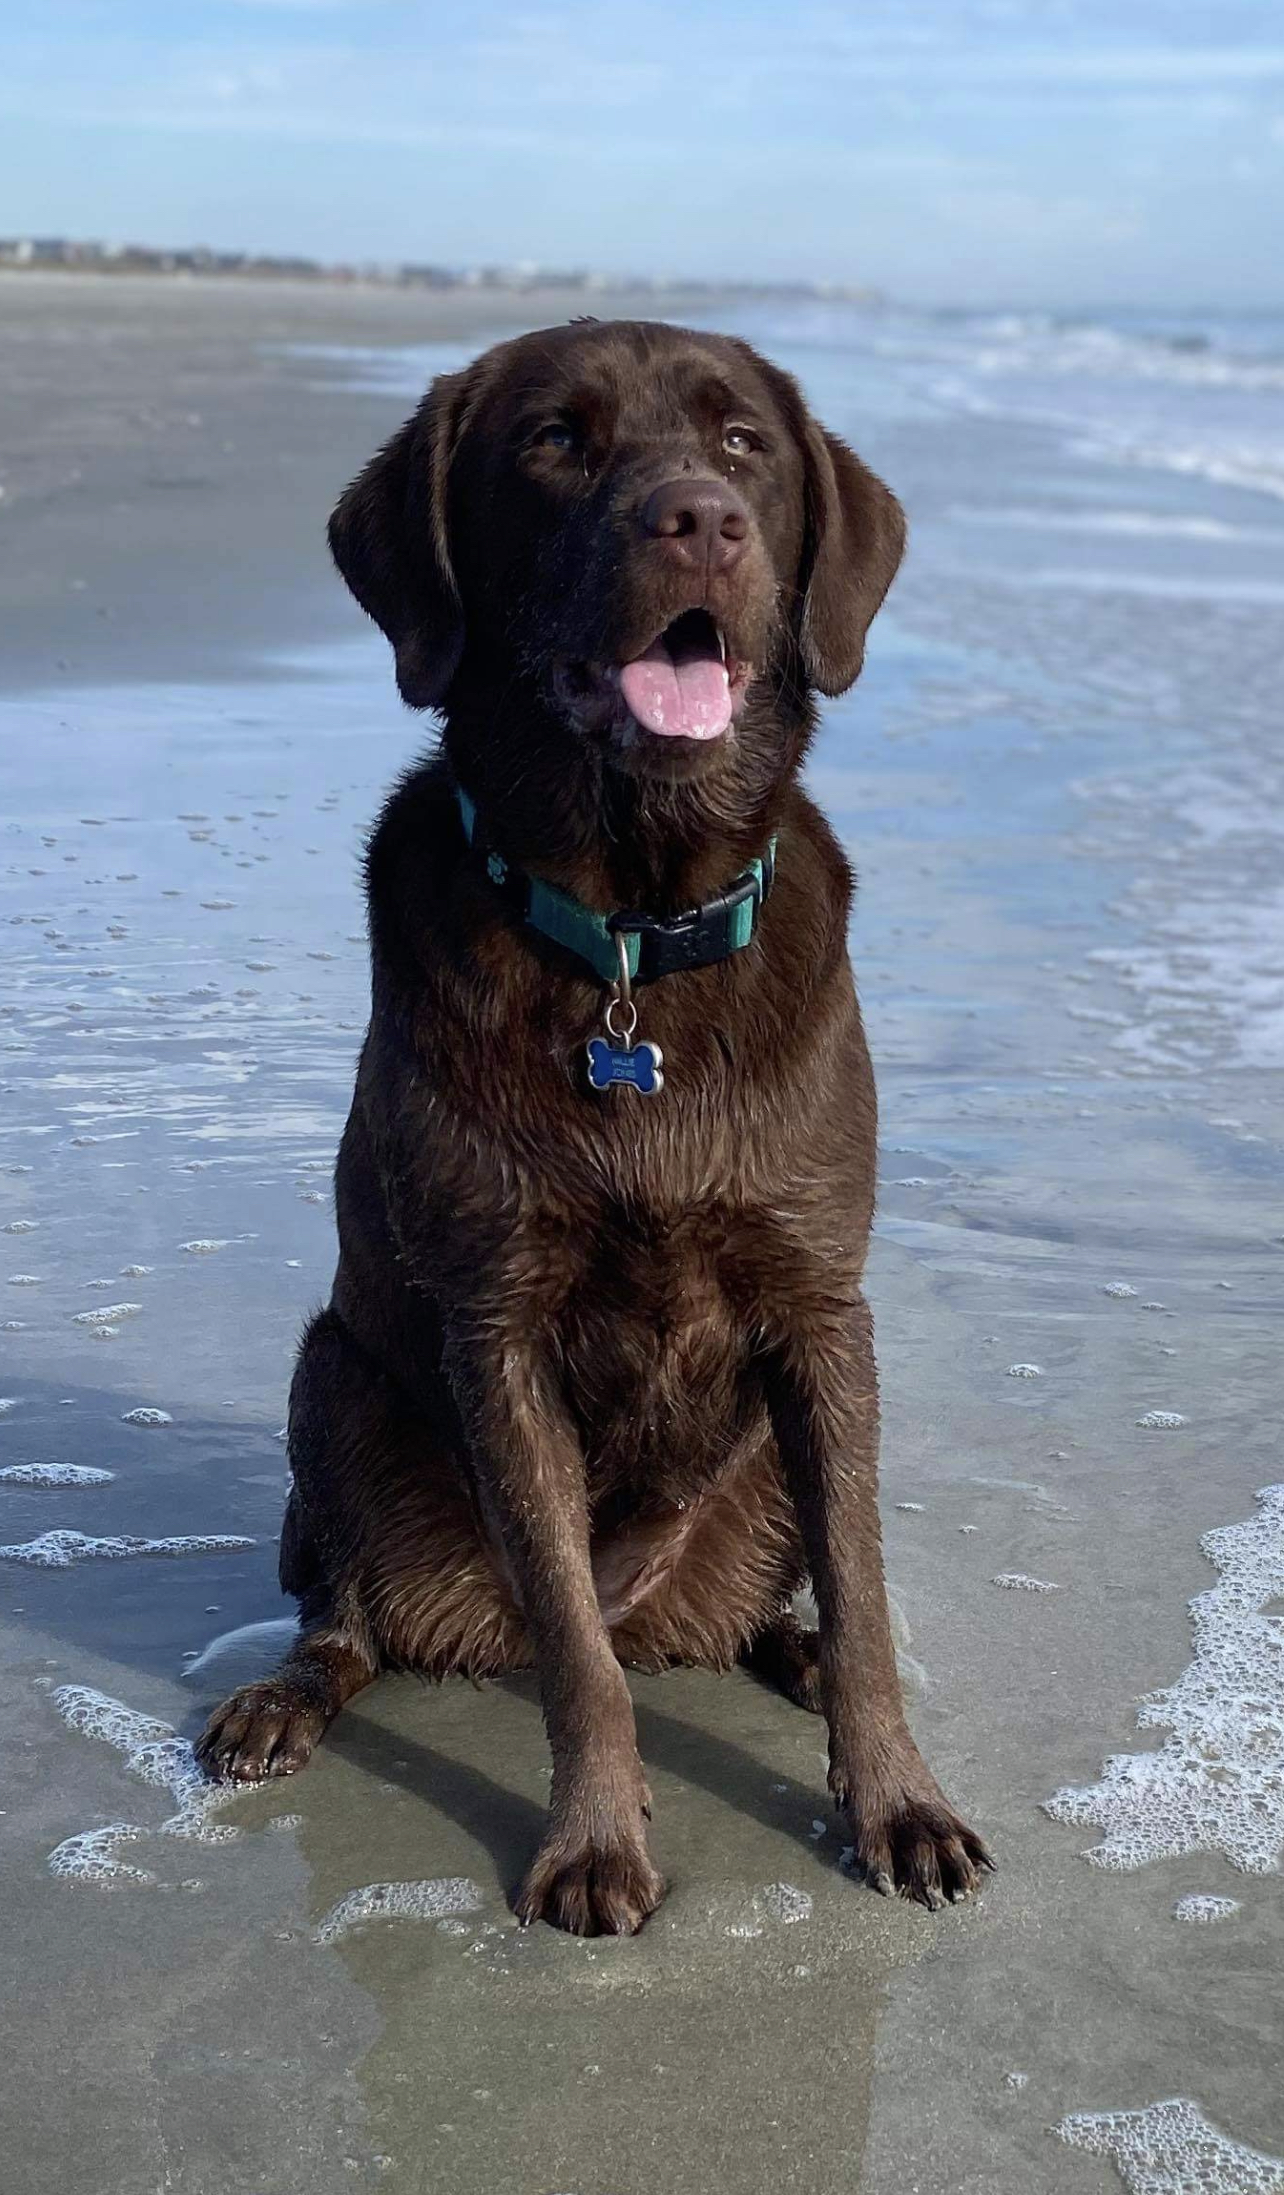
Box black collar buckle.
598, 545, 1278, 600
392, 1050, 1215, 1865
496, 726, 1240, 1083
607, 843, 775, 983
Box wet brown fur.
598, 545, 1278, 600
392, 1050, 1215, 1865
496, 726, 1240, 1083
198, 319, 992, 1932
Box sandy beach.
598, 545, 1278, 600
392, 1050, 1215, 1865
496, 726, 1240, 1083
0, 272, 735, 689
1, 274, 1282, 2195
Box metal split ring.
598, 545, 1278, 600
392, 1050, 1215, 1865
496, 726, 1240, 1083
604, 989, 638, 1046
603, 932, 638, 1046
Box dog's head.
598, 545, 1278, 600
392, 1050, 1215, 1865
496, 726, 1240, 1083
330, 320, 903, 812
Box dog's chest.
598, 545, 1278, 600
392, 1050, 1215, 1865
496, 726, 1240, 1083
559, 1203, 759, 1495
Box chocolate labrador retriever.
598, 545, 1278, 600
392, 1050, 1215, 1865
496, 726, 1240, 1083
197, 318, 991, 1932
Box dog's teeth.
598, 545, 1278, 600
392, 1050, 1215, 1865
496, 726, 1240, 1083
716, 628, 727, 662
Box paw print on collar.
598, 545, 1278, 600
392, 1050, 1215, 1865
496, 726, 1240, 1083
487, 851, 508, 885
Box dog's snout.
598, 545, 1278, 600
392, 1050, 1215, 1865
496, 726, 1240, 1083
640, 477, 749, 572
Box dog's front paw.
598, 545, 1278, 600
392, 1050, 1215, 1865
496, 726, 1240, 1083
838, 1753, 994, 1909
196, 1682, 327, 1783
514, 1821, 665, 1937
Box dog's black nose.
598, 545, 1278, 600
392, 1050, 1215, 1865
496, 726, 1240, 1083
641, 478, 749, 572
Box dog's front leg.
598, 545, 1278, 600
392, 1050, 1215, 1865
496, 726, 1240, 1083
765, 1291, 992, 1906
444, 1323, 664, 1937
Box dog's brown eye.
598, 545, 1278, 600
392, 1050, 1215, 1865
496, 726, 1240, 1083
531, 421, 578, 453
722, 425, 758, 458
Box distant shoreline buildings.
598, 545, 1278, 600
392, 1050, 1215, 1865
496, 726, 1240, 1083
0, 235, 880, 304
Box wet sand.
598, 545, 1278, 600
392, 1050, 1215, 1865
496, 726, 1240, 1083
1, 279, 1282, 2195
0, 272, 720, 689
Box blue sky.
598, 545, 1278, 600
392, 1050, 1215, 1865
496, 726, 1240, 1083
2, 0, 1282, 305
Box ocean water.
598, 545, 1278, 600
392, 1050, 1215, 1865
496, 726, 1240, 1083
3, 296, 1282, 2193
887, 303, 1284, 503
301, 299, 1284, 502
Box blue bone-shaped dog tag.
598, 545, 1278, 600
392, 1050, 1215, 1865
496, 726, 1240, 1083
585, 1036, 664, 1096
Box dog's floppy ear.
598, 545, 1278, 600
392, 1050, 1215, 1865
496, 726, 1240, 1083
327, 369, 472, 709
796, 419, 906, 696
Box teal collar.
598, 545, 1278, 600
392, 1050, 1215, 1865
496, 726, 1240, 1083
455, 785, 776, 988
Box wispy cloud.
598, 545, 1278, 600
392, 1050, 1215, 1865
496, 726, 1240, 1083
0, 0, 1279, 303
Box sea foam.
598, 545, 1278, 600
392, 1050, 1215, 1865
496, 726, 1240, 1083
1056, 2099, 1284, 2194
1, 1528, 252, 1567
0, 1463, 114, 1486
1172, 1895, 1240, 1924
1045, 1483, 1284, 1872
49, 1684, 249, 1884
721, 1882, 814, 1938
314, 1878, 485, 1945
71, 1303, 142, 1328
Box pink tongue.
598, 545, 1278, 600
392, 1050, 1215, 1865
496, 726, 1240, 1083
619, 639, 732, 740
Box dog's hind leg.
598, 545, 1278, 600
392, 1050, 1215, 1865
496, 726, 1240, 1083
278, 1483, 323, 1600
196, 1611, 376, 1782
197, 1309, 382, 1783
739, 1607, 823, 1714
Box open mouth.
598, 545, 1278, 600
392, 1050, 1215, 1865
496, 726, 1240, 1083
616, 609, 748, 742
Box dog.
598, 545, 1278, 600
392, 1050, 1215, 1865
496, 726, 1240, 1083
197, 318, 992, 1934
